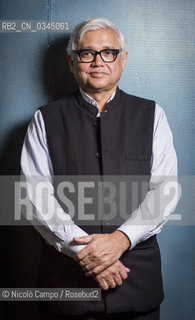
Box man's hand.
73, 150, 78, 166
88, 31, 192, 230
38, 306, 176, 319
94, 260, 130, 290
74, 231, 131, 276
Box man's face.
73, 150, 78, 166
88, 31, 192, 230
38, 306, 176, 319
68, 28, 127, 94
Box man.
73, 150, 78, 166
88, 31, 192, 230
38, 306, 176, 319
21, 17, 178, 320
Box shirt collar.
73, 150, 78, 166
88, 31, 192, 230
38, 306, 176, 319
79, 87, 116, 112
74, 86, 120, 118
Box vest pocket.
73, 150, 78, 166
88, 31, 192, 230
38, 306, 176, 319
123, 154, 151, 175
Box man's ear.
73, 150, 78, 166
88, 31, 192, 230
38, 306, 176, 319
121, 51, 128, 71
67, 54, 74, 73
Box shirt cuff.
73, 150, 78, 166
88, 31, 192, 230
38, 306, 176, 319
56, 224, 88, 259
117, 208, 153, 250
117, 224, 142, 250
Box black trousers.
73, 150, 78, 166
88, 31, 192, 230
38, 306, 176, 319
40, 306, 160, 320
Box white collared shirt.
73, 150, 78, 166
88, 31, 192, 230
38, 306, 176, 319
79, 87, 116, 117
20, 89, 178, 258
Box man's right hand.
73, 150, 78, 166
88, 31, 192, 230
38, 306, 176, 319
93, 260, 130, 290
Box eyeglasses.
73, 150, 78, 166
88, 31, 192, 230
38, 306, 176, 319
72, 48, 122, 63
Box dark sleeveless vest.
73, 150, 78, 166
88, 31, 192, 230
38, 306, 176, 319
38, 88, 164, 315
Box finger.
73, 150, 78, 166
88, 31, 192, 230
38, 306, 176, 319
80, 262, 94, 272
107, 278, 116, 289
79, 259, 99, 273
73, 235, 93, 244
91, 257, 116, 276
85, 269, 97, 277
82, 266, 96, 275
101, 282, 109, 290
85, 263, 106, 277
112, 274, 123, 287
89, 264, 107, 276
80, 264, 92, 272
78, 254, 99, 266
85, 268, 102, 277
76, 247, 91, 260
95, 277, 109, 290
101, 273, 116, 289
79, 258, 92, 267
115, 278, 122, 286
119, 269, 128, 280
85, 271, 92, 277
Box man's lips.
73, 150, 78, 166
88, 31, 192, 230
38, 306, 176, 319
89, 71, 108, 77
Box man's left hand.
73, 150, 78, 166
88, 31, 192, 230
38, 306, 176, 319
74, 231, 131, 276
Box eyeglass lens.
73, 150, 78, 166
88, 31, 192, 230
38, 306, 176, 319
79, 49, 118, 62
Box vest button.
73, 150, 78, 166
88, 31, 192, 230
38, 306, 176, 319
93, 121, 100, 127
96, 152, 101, 159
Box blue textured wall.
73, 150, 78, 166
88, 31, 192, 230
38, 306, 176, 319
0, 1, 194, 319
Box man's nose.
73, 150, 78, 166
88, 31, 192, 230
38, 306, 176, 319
91, 53, 104, 66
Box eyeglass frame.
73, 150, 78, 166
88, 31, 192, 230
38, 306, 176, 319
72, 48, 122, 63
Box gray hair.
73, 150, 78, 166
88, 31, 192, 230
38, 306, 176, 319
66, 17, 127, 55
